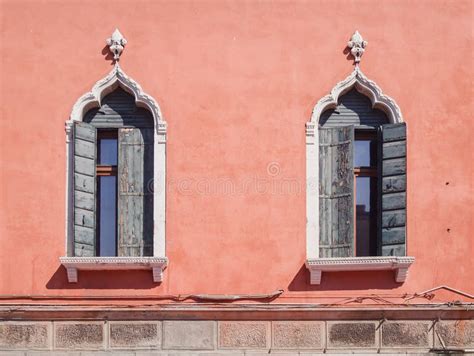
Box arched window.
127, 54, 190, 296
305, 63, 414, 284
61, 31, 167, 283
78, 87, 155, 257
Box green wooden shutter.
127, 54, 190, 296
73, 122, 96, 256
378, 123, 407, 256
118, 128, 154, 257
319, 126, 354, 257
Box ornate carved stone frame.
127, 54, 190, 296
305, 67, 414, 284
62, 63, 167, 283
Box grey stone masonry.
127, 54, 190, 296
327, 321, 378, 349
162, 321, 215, 350
109, 322, 161, 349
272, 321, 324, 349
0, 323, 51, 350
2, 319, 473, 352
54, 323, 104, 350
434, 320, 474, 348
381, 321, 432, 348
218, 321, 270, 349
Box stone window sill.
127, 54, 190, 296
305, 256, 415, 285
60, 257, 168, 283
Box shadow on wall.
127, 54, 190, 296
343, 46, 354, 62
46, 264, 400, 291
288, 264, 400, 291
102, 45, 115, 64
46, 265, 158, 290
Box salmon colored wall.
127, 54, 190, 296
0, 0, 472, 303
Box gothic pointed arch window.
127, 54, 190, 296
60, 30, 167, 283
305, 32, 414, 285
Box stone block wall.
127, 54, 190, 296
0, 320, 473, 354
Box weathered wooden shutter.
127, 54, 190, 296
118, 128, 154, 257
378, 123, 407, 256
73, 122, 96, 256
319, 126, 354, 257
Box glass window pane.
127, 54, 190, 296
99, 176, 116, 256
354, 140, 372, 167
356, 177, 371, 257
99, 138, 117, 165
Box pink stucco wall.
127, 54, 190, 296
0, 0, 472, 303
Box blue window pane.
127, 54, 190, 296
99, 176, 116, 256
99, 139, 117, 165
356, 177, 371, 256
354, 140, 371, 167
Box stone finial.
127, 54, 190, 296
347, 31, 367, 65
106, 29, 127, 61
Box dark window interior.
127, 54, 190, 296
354, 130, 378, 256
97, 130, 118, 256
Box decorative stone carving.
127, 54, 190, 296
69, 63, 166, 135
106, 29, 127, 61
64, 32, 168, 274
305, 257, 415, 284
309, 67, 403, 126
60, 257, 168, 283
347, 30, 367, 64
305, 57, 410, 284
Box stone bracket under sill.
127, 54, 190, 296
59, 257, 168, 283
305, 256, 415, 285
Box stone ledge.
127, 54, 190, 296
305, 256, 415, 284
59, 257, 168, 283
1, 305, 471, 321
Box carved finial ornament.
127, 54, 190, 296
106, 29, 127, 61
347, 30, 367, 65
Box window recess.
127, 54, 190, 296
305, 67, 414, 285
62, 36, 167, 283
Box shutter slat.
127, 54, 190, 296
73, 122, 96, 257
118, 128, 154, 257
74, 225, 95, 245
74, 190, 95, 211
75, 208, 94, 228
382, 175, 406, 193
382, 210, 406, 228
74, 139, 95, 159
74, 173, 95, 194
74, 156, 95, 176
380, 227, 406, 244
382, 141, 406, 159
74, 243, 95, 257
382, 158, 406, 176
378, 123, 407, 256
75, 123, 96, 142
381, 245, 405, 256
319, 126, 354, 257
382, 192, 406, 210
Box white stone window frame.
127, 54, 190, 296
305, 67, 414, 284
61, 64, 167, 283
